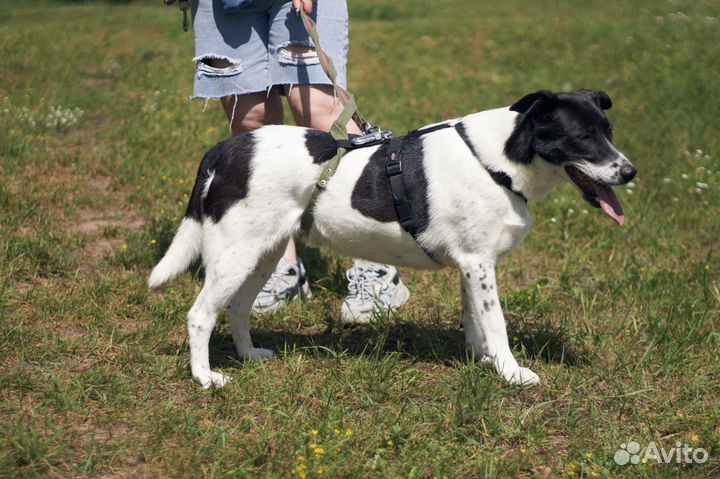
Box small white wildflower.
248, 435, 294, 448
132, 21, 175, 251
550, 217, 557, 223
695, 149, 703, 156
704, 154, 711, 160
694, 188, 703, 194
672, 197, 680, 202
627, 181, 636, 188
582, 209, 589, 214
669, 11, 690, 22
681, 173, 689, 180
695, 182, 709, 189
696, 166, 705, 173
663, 177, 671, 184
567, 208, 574, 215
626, 189, 634, 195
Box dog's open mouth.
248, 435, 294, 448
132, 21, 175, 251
565, 165, 625, 226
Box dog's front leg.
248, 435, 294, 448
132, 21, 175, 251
460, 261, 539, 386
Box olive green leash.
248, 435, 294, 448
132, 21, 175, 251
297, 8, 389, 236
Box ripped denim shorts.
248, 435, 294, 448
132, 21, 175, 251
191, 0, 349, 99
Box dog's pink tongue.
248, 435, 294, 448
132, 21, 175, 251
595, 184, 625, 226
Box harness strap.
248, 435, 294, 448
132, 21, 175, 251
384, 122, 528, 262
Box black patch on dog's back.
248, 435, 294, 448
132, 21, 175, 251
202, 131, 255, 223
350, 144, 396, 222
350, 135, 431, 235
184, 146, 218, 222
305, 129, 338, 164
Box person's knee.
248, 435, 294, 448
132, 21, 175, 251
288, 85, 339, 129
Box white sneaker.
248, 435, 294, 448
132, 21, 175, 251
340, 261, 410, 324
252, 258, 312, 314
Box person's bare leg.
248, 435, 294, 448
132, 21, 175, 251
219, 92, 283, 133
285, 84, 362, 134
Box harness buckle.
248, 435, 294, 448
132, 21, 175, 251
386, 161, 403, 177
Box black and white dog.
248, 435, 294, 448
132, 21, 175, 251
149, 90, 636, 389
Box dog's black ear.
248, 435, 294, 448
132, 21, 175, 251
505, 91, 558, 163
509, 90, 558, 117
578, 89, 612, 110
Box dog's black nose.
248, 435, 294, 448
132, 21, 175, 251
620, 164, 637, 182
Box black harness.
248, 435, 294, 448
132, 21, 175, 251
333, 122, 527, 264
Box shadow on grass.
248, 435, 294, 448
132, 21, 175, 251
207, 323, 466, 368
200, 318, 588, 368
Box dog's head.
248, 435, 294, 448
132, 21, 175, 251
505, 89, 636, 225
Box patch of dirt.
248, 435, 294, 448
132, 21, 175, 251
72, 209, 145, 236
64, 172, 147, 271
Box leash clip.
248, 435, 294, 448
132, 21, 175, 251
178, 0, 190, 32
350, 128, 393, 147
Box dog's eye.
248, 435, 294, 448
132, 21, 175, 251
578, 133, 592, 141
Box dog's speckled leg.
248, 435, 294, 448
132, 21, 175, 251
187, 287, 232, 389
459, 261, 539, 387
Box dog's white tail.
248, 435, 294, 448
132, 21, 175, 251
148, 218, 202, 288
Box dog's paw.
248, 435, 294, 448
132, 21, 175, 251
506, 367, 540, 387
241, 347, 276, 361
196, 371, 232, 389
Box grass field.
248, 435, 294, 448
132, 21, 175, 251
1, 0, 719, 477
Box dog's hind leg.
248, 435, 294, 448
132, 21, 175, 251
187, 282, 235, 389
459, 260, 540, 387
186, 246, 275, 388
226, 244, 285, 360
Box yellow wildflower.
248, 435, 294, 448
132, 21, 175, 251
691, 434, 700, 444
310, 430, 319, 437
345, 429, 353, 437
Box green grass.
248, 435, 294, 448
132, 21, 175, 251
1, 0, 719, 477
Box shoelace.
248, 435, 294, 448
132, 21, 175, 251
260, 266, 296, 296
345, 268, 385, 302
